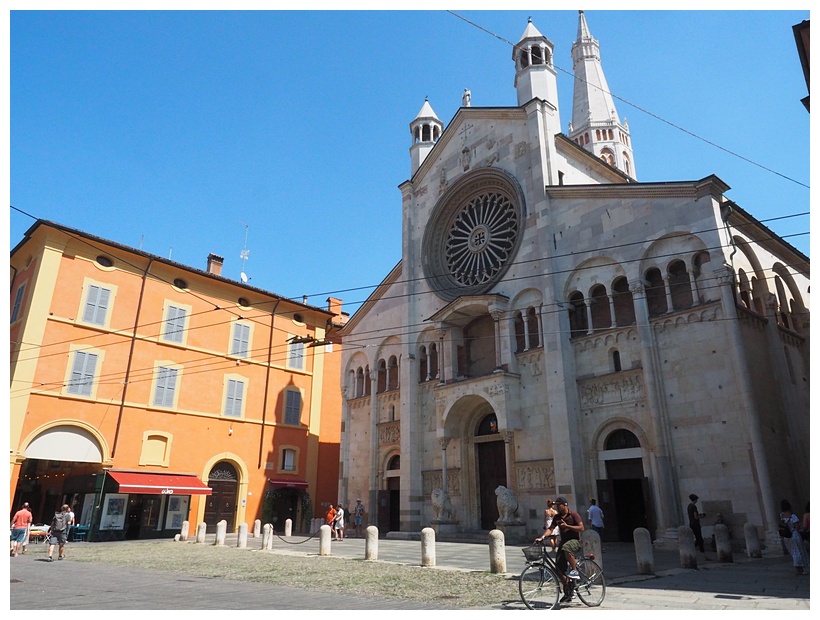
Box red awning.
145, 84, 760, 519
268, 478, 309, 489
108, 471, 212, 495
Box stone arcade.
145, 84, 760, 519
337, 13, 809, 546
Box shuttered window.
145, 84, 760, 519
231, 323, 250, 358
11, 284, 25, 323
224, 379, 245, 418
67, 351, 98, 396
288, 341, 305, 370
153, 366, 179, 407
82, 285, 112, 326
284, 390, 301, 425
163, 305, 187, 343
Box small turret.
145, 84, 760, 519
409, 98, 443, 175
512, 18, 560, 126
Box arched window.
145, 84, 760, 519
514, 311, 526, 353
355, 367, 364, 397
419, 346, 428, 383
645, 268, 667, 317
364, 365, 371, 396
377, 359, 387, 393
774, 276, 792, 330
568, 291, 588, 337
387, 455, 401, 470
527, 307, 540, 348
668, 260, 693, 310
612, 349, 622, 372
612, 276, 635, 326
387, 356, 399, 390
476, 412, 499, 436
429, 343, 439, 380
590, 284, 610, 331
520, 49, 530, 68
605, 429, 640, 450
531, 45, 543, 64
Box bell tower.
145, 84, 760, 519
512, 18, 560, 130
409, 98, 443, 176
569, 10, 637, 179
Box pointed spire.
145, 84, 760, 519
577, 10, 592, 40
414, 97, 440, 121
519, 17, 544, 42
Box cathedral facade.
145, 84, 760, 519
338, 13, 809, 545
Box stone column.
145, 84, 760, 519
688, 270, 700, 305
491, 311, 503, 370
608, 294, 617, 328
438, 437, 451, 497
438, 330, 447, 384
585, 299, 594, 334
662, 276, 674, 312
425, 347, 432, 381
488, 529, 506, 573
421, 527, 436, 567
522, 311, 531, 350
368, 368, 380, 504
500, 430, 515, 489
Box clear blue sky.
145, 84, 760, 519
9, 7, 811, 316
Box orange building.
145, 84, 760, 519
10, 220, 344, 541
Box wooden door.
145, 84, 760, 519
596, 479, 618, 542
477, 440, 507, 530
204, 463, 238, 533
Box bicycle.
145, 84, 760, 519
518, 543, 606, 609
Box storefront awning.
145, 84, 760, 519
268, 478, 309, 489
108, 471, 212, 495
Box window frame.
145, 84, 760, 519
230, 321, 252, 358
287, 338, 306, 371
152, 364, 181, 408
11, 283, 26, 323
223, 375, 247, 418
65, 347, 104, 398
284, 389, 302, 425
162, 301, 190, 345
81, 281, 114, 327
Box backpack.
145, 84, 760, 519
778, 522, 792, 538
52, 511, 68, 532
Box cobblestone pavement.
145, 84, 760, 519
9, 535, 810, 610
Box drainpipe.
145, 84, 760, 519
112, 258, 153, 457
258, 299, 281, 469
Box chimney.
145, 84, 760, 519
207, 253, 224, 276
327, 297, 348, 325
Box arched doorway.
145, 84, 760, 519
378, 455, 401, 534
204, 461, 238, 533
475, 412, 506, 530
596, 429, 655, 541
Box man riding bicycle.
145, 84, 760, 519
535, 496, 585, 603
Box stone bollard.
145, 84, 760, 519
744, 523, 762, 558
196, 522, 207, 543
319, 524, 332, 556
253, 519, 261, 538
174, 534, 181, 542
180, 520, 190, 541
581, 529, 602, 568
265, 524, 274, 550
633, 527, 654, 575
237, 522, 248, 548
365, 525, 379, 561
678, 525, 698, 569
215, 520, 227, 546
488, 529, 506, 574
714, 524, 732, 563
421, 527, 436, 567
285, 518, 292, 537
262, 523, 272, 550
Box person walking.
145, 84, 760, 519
543, 499, 559, 554
325, 504, 336, 528
353, 499, 365, 538
780, 499, 809, 575
332, 503, 345, 541
47, 504, 71, 562
66, 504, 76, 542
587, 498, 605, 551
10, 502, 33, 557
687, 493, 708, 560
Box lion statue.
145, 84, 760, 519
431, 488, 455, 521
495, 485, 519, 523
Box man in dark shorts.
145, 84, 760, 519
536, 496, 585, 603
47, 504, 71, 562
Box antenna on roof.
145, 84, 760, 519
239, 222, 250, 283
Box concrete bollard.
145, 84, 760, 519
678, 525, 698, 569
174, 534, 181, 542
180, 520, 190, 541
744, 523, 762, 558
633, 527, 654, 575
215, 520, 227, 546
253, 519, 261, 538
319, 524, 332, 556
262, 523, 272, 550
581, 529, 602, 568
285, 518, 292, 537
196, 522, 207, 543
421, 527, 436, 567
365, 525, 379, 561
265, 524, 274, 550
488, 529, 506, 574
237, 522, 248, 548
714, 524, 732, 563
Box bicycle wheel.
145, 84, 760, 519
574, 558, 606, 607
519, 563, 561, 610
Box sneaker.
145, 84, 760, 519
567, 569, 581, 580
47, 557, 53, 562
58, 556, 64, 560
559, 593, 574, 603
